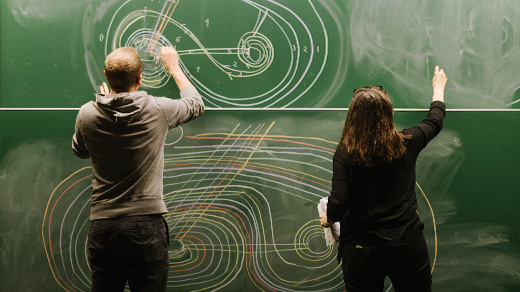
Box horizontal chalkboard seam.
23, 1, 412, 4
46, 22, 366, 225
1, 108, 520, 112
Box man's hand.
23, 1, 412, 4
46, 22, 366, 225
320, 212, 333, 228
99, 82, 110, 95
160, 46, 180, 73
160, 46, 192, 90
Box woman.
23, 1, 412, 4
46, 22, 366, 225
320, 66, 448, 292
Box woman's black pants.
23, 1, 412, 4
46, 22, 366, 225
341, 236, 432, 292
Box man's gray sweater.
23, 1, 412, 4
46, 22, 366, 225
72, 85, 204, 220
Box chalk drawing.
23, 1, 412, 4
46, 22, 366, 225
83, 0, 336, 108
42, 118, 447, 291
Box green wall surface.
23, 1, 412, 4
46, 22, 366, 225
2, 0, 520, 109
1, 0, 520, 291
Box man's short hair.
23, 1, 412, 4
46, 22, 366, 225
104, 47, 143, 92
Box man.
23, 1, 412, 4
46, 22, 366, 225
72, 46, 204, 291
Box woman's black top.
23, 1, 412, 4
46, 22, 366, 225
327, 101, 446, 247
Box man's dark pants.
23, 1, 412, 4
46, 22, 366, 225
88, 214, 169, 292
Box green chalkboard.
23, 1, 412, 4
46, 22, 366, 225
2, 0, 520, 109
1, 110, 520, 291
2, 0, 520, 291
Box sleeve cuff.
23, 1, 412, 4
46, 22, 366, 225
430, 100, 446, 114
180, 85, 198, 98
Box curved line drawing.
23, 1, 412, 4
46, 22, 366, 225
165, 126, 184, 146
84, 0, 330, 108
417, 182, 438, 274
42, 121, 438, 291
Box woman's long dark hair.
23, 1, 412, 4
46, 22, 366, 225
339, 86, 410, 167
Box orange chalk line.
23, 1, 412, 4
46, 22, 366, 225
173, 123, 266, 240
149, 0, 180, 52
164, 161, 331, 190
176, 122, 275, 241
186, 136, 335, 152
42, 166, 92, 292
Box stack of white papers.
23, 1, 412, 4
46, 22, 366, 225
318, 197, 340, 247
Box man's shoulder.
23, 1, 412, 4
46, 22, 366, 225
77, 101, 100, 120
79, 100, 96, 110
148, 95, 180, 112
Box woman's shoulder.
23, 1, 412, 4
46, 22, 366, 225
400, 127, 422, 149
333, 145, 349, 162
400, 126, 423, 139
